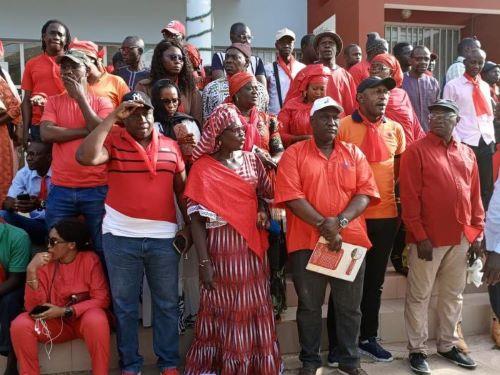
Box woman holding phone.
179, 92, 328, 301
10, 218, 111, 375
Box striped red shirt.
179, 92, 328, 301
104, 127, 185, 222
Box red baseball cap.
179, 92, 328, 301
162, 20, 186, 37
69, 38, 99, 59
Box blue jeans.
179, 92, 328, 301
102, 233, 180, 372
45, 185, 107, 251
0, 210, 47, 245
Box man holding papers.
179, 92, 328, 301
275, 96, 380, 375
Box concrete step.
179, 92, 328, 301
284, 269, 488, 308
1, 293, 491, 373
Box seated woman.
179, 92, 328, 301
184, 104, 282, 374
10, 218, 110, 375
369, 53, 425, 146
135, 40, 202, 124
151, 79, 201, 165
277, 64, 329, 147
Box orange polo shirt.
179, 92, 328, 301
88, 72, 130, 108
275, 139, 380, 253
338, 112, 406, 219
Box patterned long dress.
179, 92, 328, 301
0, 75, 21, 204
184, 152, 282, 375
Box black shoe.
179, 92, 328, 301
437, 346, 477, 369
338, 366, 368, 375
409, 352, 431, 374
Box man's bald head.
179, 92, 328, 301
458, 37, 481, 56
464, 48, 486, 77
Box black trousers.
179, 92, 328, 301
328, 218, 398, 350
291, 250, 365, 370
489, 282, 500, 320
468, 137, 495, 210
0, 287, 24, 356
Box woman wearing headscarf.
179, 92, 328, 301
184, 104, 282, 374
370, 53, 425, 145
278, 64, 330, 147
11, 218, 111, 375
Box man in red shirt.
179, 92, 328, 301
400, 99, 484, 374
275, 96, 380, 375
76, 91, 189, 375
314, 31, 357, 116
21, 19, 71, 143
40, 50, 113, 253
349, 32, 389, 87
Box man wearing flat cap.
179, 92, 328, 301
399, 99, 484, 374
334, 76, 405, 364
264, 28, 305, 115
314, 30, 357, 115
40, 49, 114, 253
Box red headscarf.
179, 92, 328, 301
284, 64, 330, 103
225, 72, 261, 151
371, 53, 404, 87
69, 38, 99, 59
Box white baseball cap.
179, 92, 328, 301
275, 28, 296, 41
310, 97, 344, 116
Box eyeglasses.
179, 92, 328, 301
369, 65, 390, 73
119, 46, 140, 53
161, 98, 179, 105
166, 54, 183, 62
429, 113, 457, 121
48, 237, 68, 247
238, 34, 252, 41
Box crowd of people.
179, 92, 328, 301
0, 16, 499, 375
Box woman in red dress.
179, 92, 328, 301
184, 104, 282, 374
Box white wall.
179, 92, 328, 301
0, 0, 307, 47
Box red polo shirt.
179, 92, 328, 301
275, 139, 380, 252
104, 127, 185, 222
41, 92, 113, 187
21, 53, 65, 124
400, 132, 485, 246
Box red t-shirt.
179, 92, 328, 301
349, 60, 370, 87
41, 92, 113, 187
21, 53, 65, 124
104, 127, 185, 222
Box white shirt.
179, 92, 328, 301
442, 75, 495, 146
7, 166, 51, 220
264, 59, 305, 115
102, 204, 178, 239
486, 174, 500, 253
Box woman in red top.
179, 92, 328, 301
184, 105, 282, 374
369, 53, 425, 145
278, 64, 329, 147
11, 219, 110, 375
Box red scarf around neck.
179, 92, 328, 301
42, 53, 65, 93
464, 73, 493, 116
184, 154, 269, 259
238, 106, 262, 151
121, 128, 159, 178
356, 110, 391, 163
277, 55, 295, 80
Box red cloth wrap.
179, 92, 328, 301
371, 53, 404, 87
184, 154, 269, 259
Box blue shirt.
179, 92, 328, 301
486, 176, 500, 254
7, 166, 51, 220
116, 66, 150, 90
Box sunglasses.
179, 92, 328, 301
48, 237, 68, 247
166, 54, 183, 62
161, 98, 179, 105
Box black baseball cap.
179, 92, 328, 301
428, 99, 459, 114
357, 77, 396, 93
121, 91, 153, 110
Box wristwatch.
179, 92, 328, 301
64, 307, 74, 318
338, 214, 349, 229
346, 248, 362, 276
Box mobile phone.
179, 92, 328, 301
17, 193, 30, 201
173, 235, 186, 255
30, 305, 50, 315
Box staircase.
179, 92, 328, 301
0, 268, 491, 373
